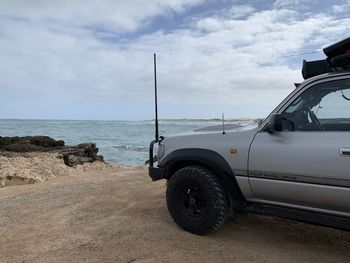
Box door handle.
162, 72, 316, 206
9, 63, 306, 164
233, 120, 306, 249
340, 148, 350, 157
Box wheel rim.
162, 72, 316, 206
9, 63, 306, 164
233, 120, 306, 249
180, 185, 206, 219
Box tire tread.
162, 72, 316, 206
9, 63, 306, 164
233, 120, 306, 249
166, 166, 228, 235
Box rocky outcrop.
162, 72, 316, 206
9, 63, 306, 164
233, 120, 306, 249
59, 143, 104, 167
0, 136, 64, 152
0, 136, 104, 167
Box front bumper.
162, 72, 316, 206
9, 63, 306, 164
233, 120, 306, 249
149, 166, 165, 181
148, 139, 165, 181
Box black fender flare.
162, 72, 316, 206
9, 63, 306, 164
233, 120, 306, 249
159, 148, 246, 207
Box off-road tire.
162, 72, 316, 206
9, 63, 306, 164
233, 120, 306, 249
166, 166, 228, 235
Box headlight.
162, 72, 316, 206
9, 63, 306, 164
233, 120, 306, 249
157, 144, 165, 160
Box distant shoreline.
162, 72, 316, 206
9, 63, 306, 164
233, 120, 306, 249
0, 118, 263, 122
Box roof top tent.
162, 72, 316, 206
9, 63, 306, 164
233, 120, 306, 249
302, 36, 350, 80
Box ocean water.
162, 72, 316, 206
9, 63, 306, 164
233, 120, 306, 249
0, 119, 248, 167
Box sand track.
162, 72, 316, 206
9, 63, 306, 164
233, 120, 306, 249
0, 166, 349, 262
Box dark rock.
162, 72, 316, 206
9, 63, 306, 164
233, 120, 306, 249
59, 143, 104, 167
0, 136, 64, 152
63, 155, 94, 167
0, 136, 104, 167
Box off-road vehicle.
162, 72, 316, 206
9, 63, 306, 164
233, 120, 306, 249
149, 37, 350, 235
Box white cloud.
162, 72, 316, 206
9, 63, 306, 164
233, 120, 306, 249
274, 0, 301, 8
0, 0, 206, 32
273, 0, 316, 9
0, 1, 349, 119
229, 5, 256, 19
332, 0, 350, 13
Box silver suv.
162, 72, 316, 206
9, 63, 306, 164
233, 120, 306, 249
148, 37, 350, 235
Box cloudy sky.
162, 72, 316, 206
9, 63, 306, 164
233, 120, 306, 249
0, 0, 349, 120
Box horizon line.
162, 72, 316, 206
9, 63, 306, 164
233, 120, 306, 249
0, 117, 263, 122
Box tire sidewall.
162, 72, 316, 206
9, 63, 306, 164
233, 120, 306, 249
166, 166, 227, 235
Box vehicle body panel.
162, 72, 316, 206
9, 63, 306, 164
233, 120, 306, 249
158, 124, 259, 199
249, 131, 350, 214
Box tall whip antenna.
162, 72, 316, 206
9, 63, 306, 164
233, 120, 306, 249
154, 53, 159, 141
222, 112, 226, 135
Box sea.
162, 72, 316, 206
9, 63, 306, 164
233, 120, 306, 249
0, 119, 252, 167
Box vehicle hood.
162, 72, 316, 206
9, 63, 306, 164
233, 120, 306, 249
157, 122, 260, 165
179, 121, 259, 136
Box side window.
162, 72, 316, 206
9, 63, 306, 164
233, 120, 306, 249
282, 78, 350, 132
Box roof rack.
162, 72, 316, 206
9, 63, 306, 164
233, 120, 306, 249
302, 36, 350, 80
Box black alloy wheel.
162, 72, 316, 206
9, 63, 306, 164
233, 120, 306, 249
166, 166, 228, 235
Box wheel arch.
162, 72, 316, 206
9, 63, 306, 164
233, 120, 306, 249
159, 148, 246, 210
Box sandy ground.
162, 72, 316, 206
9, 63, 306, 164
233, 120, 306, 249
0, 164, 350, 263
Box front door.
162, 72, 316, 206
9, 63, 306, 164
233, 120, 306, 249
249, 77, 350, 214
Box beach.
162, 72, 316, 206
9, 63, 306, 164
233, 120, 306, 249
2, 1, 350, 262
0, 152, 350, 263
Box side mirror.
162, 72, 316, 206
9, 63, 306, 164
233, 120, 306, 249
266, 113, 283, 133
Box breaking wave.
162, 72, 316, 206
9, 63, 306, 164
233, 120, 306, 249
113, 145, 148, 152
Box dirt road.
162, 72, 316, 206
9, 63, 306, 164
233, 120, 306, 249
0, 166, 349, 262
